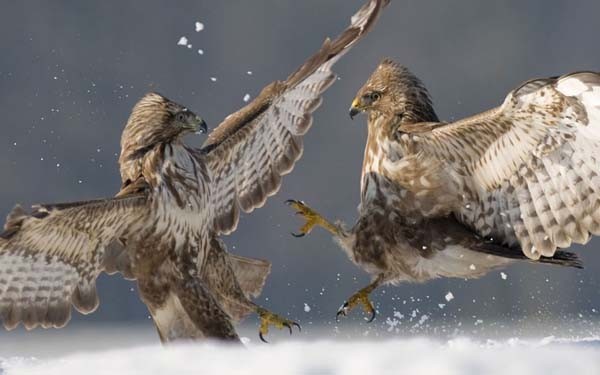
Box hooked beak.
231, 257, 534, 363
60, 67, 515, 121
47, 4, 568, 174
349, 98, 363, 120
193, 116, 208, 134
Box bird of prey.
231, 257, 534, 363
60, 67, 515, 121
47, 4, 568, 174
288, 59, 599, 321
0, 0, 388, 342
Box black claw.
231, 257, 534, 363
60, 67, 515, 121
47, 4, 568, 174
335, 302, 348, 322
367, 309, 376, 323
291, 232, 305, 238
293, 322, 302, 332
285, 199, 296, 205
259, 332, 268, 343
283, 322, 293, 335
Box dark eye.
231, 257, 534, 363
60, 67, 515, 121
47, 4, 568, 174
370, 92, 381, 101
176, 112, 186, 122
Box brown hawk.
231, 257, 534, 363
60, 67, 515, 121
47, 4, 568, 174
0, 0, 388, 342
288, 59, 598, 321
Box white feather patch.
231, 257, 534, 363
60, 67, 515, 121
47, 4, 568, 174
556, 77, 588, 97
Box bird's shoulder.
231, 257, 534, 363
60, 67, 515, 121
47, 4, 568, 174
398, 121, 447, 135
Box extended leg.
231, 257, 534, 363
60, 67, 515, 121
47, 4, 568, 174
336, 273, 384, 323
175, 276, 241, 342
200, 238, 300, 343
286, 200, 342, 237
139, 266, 240, 343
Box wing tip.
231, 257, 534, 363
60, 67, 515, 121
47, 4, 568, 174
1, 204, 29, 240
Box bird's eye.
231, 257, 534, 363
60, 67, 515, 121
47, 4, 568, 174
370, 92, 381, 101
176, 112, 186, 122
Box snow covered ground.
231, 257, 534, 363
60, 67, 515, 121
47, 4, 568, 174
2, 326, 600, 375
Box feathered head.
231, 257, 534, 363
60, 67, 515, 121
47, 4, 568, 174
119, 93, 207, 163
349, 59, 438, 124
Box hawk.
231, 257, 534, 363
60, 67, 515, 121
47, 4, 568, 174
288, 59, 599, 321
0, 0, 388, 342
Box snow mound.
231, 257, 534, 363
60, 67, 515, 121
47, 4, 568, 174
2, 336, 600, 375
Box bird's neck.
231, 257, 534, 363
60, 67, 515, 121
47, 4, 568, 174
360, 114, 399, 203
362, 113, 398, 176
119, 140, 185, 186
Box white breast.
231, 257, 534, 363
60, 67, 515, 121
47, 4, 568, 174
153, 145, 210, 241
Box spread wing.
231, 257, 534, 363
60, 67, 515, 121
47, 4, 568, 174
0, 192, 148, 330
405, 71, 600, 259
200, 0, 389, 234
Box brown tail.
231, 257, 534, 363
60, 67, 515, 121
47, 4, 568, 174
227, 254, 271, 299
474, 242, 583, 269
538, 250, 583, 269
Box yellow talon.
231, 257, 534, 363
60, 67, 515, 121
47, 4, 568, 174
285, 200, 340, 237
256, 307, 301, 343
336, 289, 376, 323
336, 274, 384, 323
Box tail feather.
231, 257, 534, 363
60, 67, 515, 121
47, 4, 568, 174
228, 254, 271, 299
538, 250, 583, 269
474, 242, 583, 269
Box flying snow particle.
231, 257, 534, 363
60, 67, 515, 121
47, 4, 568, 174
247, 71, 253, 75
187, 44, 192, 49
177, 36, 188, 46
303, 303, 311, 313
385, 317, 399, 332
445, 292, 454, 302
243, 94, 251, 102
197, 49, 204, 55
195, 22, 205, 32
210, 77, 217, 82
501, 272, 507, 280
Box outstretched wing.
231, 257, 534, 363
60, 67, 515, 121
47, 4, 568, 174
0, 193, 147, 330
406, 71, 600, 259
200, 0, 389, 234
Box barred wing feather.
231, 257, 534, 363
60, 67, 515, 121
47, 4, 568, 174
412, 72, 600, 259
0, 194, 146, 330
201, 0, 389, 235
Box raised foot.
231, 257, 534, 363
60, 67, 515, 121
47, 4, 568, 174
256, 307, 301, 343
336, 289, 376, 323
285, 199, 337, 237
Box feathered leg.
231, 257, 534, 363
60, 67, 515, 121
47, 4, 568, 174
173, 275, 240, 342
200, 238, 300, 343
138, 266, 239, 343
